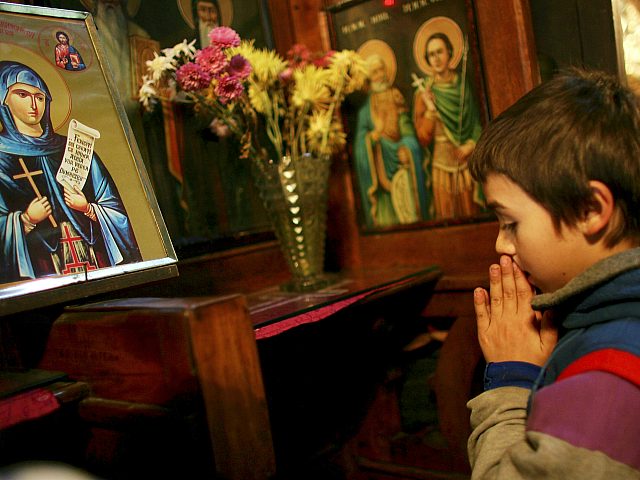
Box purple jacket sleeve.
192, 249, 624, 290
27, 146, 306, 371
527, 370, 640, 471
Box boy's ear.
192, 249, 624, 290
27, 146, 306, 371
580, 180, 615, 236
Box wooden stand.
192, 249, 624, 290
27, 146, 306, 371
39, 296, 276, 480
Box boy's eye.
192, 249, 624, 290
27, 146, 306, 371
500, 222, 517, 233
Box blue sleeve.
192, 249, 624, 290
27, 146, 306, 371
484, 361, 542, 391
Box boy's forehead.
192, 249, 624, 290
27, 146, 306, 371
483, 174, 529, 210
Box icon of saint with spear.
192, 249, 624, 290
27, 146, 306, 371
412, 17, 484, 220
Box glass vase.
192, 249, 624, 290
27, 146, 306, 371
251, 152, 332, 292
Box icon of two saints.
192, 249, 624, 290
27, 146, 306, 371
354, 19, 485, 229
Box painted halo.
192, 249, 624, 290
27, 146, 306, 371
413, 16, 464, 76
177, 0, 233, 29
358, 39, 397, 87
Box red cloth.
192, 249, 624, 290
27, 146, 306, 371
253, 277, 413, 339
0, 389, 60, 430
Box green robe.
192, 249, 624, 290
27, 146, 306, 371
415, 72, 485, 208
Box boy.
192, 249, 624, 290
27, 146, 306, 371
467, 68, 640, 479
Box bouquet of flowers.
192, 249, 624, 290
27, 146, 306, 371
139, 27, 368, 166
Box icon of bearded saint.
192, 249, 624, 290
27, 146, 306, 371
193, 0, 221, 47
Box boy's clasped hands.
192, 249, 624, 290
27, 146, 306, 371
473, 255, 558, 367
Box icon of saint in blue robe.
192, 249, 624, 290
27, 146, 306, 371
0, 61, 141, 284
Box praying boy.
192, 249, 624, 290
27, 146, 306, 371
467, 69, 640, 478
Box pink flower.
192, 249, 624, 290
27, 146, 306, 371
209, 118, 232, 137
312, 57, 329, 68
208, 27, 240, 49
227, 55, 252, 79
313, 52, 334, 68
323, 50, 336, 61
175, 62, 211, 92
286, 44, 313, 70
287, 44, 311, 63
196, 46, 228, 77
279, 67, 293, 81
215, 75, 244, 102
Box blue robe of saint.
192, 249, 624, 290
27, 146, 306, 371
0, 61, 141, 283
354, 91, 432, 227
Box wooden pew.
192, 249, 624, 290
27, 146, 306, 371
39, 296, 276, 480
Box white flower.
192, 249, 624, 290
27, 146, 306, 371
146, 52, 177, 82
161, 46, 176, 58
138, 75, 158, 110
170, 38, 197, 60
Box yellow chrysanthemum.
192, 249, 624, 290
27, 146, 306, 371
291, 66, 331, 109
305, 111, 346, 155
228, 39, 256, 60
326, 50, 368, 94
202, 84, 217, 103
249, 48, 287, 87
248, 85, 268, 114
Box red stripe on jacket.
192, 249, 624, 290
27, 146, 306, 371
556, 348, 640, 387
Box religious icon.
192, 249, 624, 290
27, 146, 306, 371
411, 17, 484, 220
177, 0, 233, 47
354, 40, 433, 227
53, 30, 86, 71
0, 5, 176, 316
0, 60, 141, 283
329, 0, 489, 231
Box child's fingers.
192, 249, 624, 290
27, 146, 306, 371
489, 263, 504, 319
513, 261, 534, 305
474, 287, 491, 332
499, 255, 518, 316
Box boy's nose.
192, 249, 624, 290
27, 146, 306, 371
495, 230, 516, 256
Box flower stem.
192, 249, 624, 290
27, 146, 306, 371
320, 78, 344, 154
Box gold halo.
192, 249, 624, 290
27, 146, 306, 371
51, 28, 76, 45
178, 0, 233, 29
413, 16, 464, 75
79, 0, 141, 18
0, 43, 72, 132
357, 40, 396, 86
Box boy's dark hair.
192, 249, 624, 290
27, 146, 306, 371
469, 68, 640, 247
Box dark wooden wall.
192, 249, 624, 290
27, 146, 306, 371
529, 0, 622, 78
168, 0, 542, 292
0, 0, 542, 373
